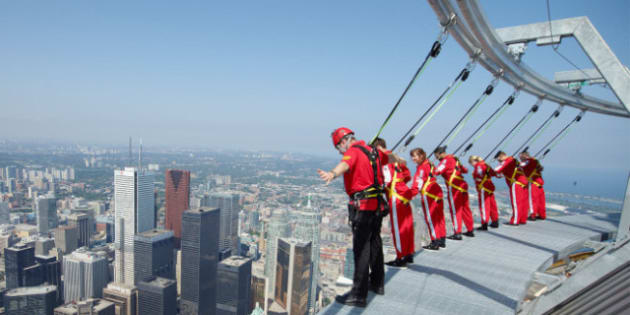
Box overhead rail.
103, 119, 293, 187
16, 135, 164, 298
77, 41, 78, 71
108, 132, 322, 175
535, 110, 585, 160
370, 28, 451, 145
484, 100, 541, 161
392, 61, 475, 152
427, 0, 630, 118
513, 104, 563, 155
454, 90, 519, 157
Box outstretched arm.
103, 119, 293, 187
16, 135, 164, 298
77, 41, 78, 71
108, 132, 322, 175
317, 162, 350, 185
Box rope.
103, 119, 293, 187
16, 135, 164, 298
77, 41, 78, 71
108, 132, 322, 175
513, 105, 563, 155
535, 111, 585, 159
484, 101, 541, 161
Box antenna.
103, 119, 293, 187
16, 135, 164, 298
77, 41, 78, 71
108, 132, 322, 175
128, 137, 132, 167
138, 138, 143, 173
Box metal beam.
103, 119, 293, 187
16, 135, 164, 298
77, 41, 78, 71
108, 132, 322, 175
496, 17, 630, 111
554, 69, 604, 85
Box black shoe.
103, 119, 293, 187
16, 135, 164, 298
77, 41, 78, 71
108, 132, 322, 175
504, 222, 519, 226
385, 258, 407, 268
369, 284, 384, 295
476, 224, 488, 231
447, 234, 463, 240
490, 221, 499, 228
438, 238, 446, 248
403, 254, 414, 264
464, 231, 475, 237
422, 243, 440, 251
537, 217, 546, 220
527, 216, 537, 221
335, 293, 366, 307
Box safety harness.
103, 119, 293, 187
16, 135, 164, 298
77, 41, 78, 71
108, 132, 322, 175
526, 160, 543, 187
507, 159, 527, 188
476, 164, 494, 194
421, 163, 442, 202
386, 164, 410, 205
446, 156, 468, 193
350, 144, 388, 213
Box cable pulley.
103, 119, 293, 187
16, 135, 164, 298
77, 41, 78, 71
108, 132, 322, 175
535, 110, 585, 160
370, 28, 450, 145
484, 100, 541, 161
392, 60, 475, 152
454, 90, 519, 157
512, 104, 563, 155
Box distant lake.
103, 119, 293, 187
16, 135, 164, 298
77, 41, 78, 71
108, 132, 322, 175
542, 166, 628, 201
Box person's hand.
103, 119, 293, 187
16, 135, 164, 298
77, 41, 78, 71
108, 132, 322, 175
317, 169, 335, 185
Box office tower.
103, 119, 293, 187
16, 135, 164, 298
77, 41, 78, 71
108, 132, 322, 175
0, 201, 10, 224
164, 169, 190, 248
217, 256, 252, 315
133, 229, 175, 283
54, 298, 115, 315
248, 211, 260, 233
54, 226, 78, 255
68, 213, 91, 248
274, 238, 312, 315
0, 232, 18, 253
209, 193, 240, 258
264, 209, 291, 296
136, 277, 176, 315
180, 208, 219, 315
102, 283, 137, 315
251, 275, 267, 314
293, 197, 321, 314
35, 238, 55, 256
63, 248, 109, 303
4, 244, 36, 289
35, 255, 62, 305
4, 285, 57, 315
343, 248, 354, 279
114, 167, 155, 285
36, 196, 58, 236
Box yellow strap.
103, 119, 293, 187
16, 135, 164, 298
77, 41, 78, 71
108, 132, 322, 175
421, 176, 442, 202
448, 172, 467, 193
508, 166, 527, 187
476, 168, 494, 194
387, 164, 410, 204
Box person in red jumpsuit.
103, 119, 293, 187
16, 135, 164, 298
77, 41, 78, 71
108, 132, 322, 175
318, 127, 403, 307
468, 155, 499, 230
372, 138, 415, 266
434, 146, 474, 239
519, 150, 546, 220
494, 151, 529, 225
409, 147, 446, 250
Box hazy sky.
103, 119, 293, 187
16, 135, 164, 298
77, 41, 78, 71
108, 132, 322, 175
1, 1, 628, 170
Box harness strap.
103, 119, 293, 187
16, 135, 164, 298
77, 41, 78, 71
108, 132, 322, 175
421, 164, 442, 201
447, 159, 467, 192
508, 163, 527, 187
476, 167, 494, 194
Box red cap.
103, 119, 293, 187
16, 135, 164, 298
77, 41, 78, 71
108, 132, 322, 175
331, 127, 354, 147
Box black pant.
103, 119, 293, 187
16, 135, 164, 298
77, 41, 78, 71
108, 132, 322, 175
350, 208, 384, 298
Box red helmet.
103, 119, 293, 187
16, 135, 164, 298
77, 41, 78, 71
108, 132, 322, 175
331, 127, 354, 147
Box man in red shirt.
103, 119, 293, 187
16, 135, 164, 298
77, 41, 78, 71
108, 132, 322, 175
409, 148, 446, 250
373, 138, 415, 267
494, 151, 529, 225
318, 127, 403, 307
519, 151, 546, 220
434, 146, 474, 240
469, 155, 500, 230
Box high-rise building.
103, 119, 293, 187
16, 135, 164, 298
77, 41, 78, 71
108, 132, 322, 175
180, 208, 219, 315
217, 256, 252, 315
136, 277, 176, 315
251, 275, 268, 314
343, 248, 354, 280
4, 285, 57, 315
102, 283, 137, 315
114, 167, 154, 286
35, 237, 55, 256
54, 298, 115, 315
0, 201, 11, 224
274, 238, 312, 315
264, 209, 291, 296
63, 248, 109, 303
4, 244, 36, 289
35, 255, 63, 305
293, 197, 321, 314
208, 194, 240, 258
164, 169, 190, 248
133, 229, 175, 283
68, 213, 91, 248
36, 196, 58, 237
54, 226, 78, 255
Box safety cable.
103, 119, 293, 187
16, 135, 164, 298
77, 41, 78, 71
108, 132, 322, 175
454, 90, 519, 157
391, 60, 475, 152
429, 76, 500, 158
484, 100, 541, 161
370, 28, 449, 145
535, 111, 585, 159
513, 104, 563, 156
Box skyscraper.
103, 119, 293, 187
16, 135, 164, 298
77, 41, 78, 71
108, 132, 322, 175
264, 209, 291, 296
180, 208, 219, 315
54, 226, 78, 255
4, 285, 57, 315
133, 229, 175, 283
251, 275, 267, 314
136, 277, 177, 315
114, 167, 155, 286
0, 201, 11, 224
102, 283, 137, 315
54, 298, 115, 315
4, 244, 36, 289
63, 248, 109, 303
292, 197, 321, 314
273, 238, 312, 315
35, 196, 58, 237
35, 255, 62, 305
68, 213, 91, 248
209, 193, 240, 258
217, 256, 252, 315
164, 169, 190, 248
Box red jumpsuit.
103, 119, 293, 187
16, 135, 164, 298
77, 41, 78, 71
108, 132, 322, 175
521, 157, 546, 219
494, 156, 529, 225
383, 163, 414, 260
472, 161, 499, 225
435, 155, 473, 234
410, 160, 446, 241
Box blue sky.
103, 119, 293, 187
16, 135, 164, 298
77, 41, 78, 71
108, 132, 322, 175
0, 1, 628, 170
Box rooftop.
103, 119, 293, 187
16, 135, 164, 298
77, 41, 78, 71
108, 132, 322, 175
220, 255, 252, 267
5, 285, 56, 296
139, 276, 176, 288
